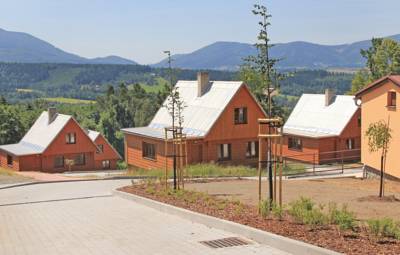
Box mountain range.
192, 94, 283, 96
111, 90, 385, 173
0, 28, 137, 65
153, 35, 400, 70
1, 28, 399, 70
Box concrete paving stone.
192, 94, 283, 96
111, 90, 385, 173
0, 180, 290, 255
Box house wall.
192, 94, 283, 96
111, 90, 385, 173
18, 155, 42, 171
125, 133, 173, 170
281, 109, 361, 164
93, 135, 120, 169
0, 151, 20, 171
41, 119, 97, 172
359, 80, 400, 178
205, 85, 266, 142
203, 85, 267, 165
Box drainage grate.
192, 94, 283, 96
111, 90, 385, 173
199, 237, 251, 249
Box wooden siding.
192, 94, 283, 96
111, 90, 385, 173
93, 134, 121, 169
281, 109, 361, 164
0, 118, 119, 172
124, 84, 267, 169
205, 85, 266, 141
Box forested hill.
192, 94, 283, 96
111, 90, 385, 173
0, 63, 237, 101
0, 63, 354, 102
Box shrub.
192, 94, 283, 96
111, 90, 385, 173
259, 199, 272, 219
145, 185, 155, 195
304, 207, 327, 227
367, 218, 400, 240
288, 197, 327, 227
117, 160, 128, 170
328, 203, 357, 231
271, 202, 285, 221
288, 197, 314, 223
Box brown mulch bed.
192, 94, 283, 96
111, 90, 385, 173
118, 183, 400, 255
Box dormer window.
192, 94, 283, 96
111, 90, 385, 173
66, 133, 76, 144
234, 107, 247, 124
387, 91, 396, 108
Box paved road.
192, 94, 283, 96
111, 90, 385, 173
0, 180, 289, 255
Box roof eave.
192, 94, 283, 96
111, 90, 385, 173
355, 75, 400, 99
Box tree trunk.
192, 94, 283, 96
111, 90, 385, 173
379, 155, 384, 198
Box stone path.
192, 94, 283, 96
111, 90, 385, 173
0, 180, 290, 255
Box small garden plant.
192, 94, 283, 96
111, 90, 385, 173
121, 180, 400, 254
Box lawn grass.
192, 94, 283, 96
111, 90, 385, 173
139, 77, 168, 93
0, 167, 17, 176
126, 163, 307, 178
44, 97, 96, 104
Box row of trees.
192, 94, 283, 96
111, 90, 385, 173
0, 83, 167, 155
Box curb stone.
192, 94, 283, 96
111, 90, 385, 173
113, 189, 342, 255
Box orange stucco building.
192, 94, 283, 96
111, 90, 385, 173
355, 75, 400, 179
0, 109, 120, 172
282, 90, 361, 164
122, 72, 267, 169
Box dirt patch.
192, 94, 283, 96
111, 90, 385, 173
119, 183, 400, 255
185, 178, 400, 220
357, 195, 400, 203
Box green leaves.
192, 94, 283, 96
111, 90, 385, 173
350, 38, 400, 94
365, 120, 392, 153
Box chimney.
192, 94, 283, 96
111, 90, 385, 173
197, 72, 209, 97
325, 89, 335, 106
48, 107, 57, 124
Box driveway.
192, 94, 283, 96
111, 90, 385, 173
0, 180, 289, 255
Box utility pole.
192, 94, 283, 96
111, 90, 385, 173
164, 50, 177, 190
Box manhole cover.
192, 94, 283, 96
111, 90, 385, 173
199, 237, 251, 249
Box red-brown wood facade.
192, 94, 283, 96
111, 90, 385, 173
124, 85, 268, 169
281, 109, 361, 164
0, 119, 120, 172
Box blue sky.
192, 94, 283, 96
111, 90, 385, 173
0, 0, 399, 64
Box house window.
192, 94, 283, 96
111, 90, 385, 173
7, 155, 13, 166
102, 160, 110, 169
387, 91, 396, 107
54, 156, 64, 168
246, 141, 259, 158
96, 144, 104, 154
288, 137, 302, 151
142, 142, 156, 160
357, 116, 361, 127
66, 133, 76, 144
234, 107, 248, 124
218, 144, 231, 160
74, 154, 85, 166
346, 138, 355, 150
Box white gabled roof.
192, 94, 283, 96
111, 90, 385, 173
122, 80, 244, 138
87, 130, 100, 141
283, 94, 358, 138
0, 112, 72, 156
20, 112, 72, 151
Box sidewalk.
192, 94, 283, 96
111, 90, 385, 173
16, 171, 81, 182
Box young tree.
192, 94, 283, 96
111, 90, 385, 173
242, 3, 284, 206
365, 120, 392, 197
243, 4, 283, 115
